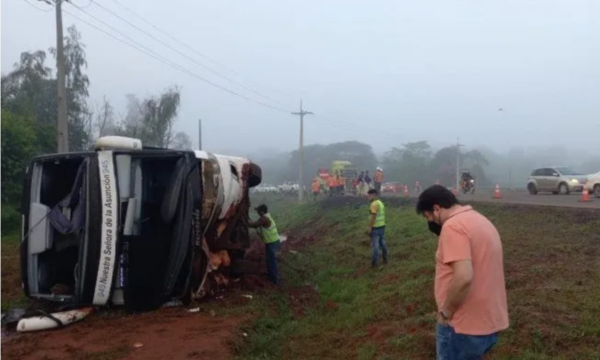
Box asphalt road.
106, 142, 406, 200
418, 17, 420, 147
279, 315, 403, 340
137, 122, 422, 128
384, 188, 600, 209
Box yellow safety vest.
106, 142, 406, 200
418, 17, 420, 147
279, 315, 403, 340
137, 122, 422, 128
370, 199, 386, 228
257, 214, 280, 244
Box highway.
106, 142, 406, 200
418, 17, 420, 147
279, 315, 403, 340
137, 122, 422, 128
386, 188, 600, 209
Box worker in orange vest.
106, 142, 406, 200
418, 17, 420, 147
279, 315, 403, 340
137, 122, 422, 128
327, 172, 337, 197
311, 177, 320, 201
374, 167, 384, 193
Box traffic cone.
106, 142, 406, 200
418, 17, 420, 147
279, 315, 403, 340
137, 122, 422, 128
493, 184, 502, 199
403, 185, 410, 199
579, 187, 592, 203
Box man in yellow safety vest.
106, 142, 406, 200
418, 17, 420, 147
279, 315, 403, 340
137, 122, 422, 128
249, 204, 281, 284
367, 189, 388, 267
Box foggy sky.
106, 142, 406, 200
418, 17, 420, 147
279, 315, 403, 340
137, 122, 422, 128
2, 0, 599, 154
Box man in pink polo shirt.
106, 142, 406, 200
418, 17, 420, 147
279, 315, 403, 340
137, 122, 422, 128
416, 185, 509, 360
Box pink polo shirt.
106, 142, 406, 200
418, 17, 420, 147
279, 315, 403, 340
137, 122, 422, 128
435, 206, 509, 335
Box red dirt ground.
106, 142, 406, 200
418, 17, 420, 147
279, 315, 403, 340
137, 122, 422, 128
2, 307, 245, 360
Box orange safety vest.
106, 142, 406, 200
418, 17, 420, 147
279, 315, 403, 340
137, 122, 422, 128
374, 171, 383, 182
312, 181, 320, 192
338, 177, 345, 186
327, 176, 337, 187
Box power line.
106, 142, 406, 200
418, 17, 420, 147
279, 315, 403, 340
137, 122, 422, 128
80, 0, 291, 108
21, 0, 53, 12
62, 7, 292, 113
106, 0, 296, 101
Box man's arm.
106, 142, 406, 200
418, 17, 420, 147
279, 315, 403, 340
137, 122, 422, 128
367, 202, 378, 232
438, 225, 473, 320
248, 216, 271, 229
442, 260, 473, 317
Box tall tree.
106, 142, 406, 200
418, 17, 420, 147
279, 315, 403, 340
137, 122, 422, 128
116, 87, 181, 148
382, 141, 432, 184
50, 25, 92, 151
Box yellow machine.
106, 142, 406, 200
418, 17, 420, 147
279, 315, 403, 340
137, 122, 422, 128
331, 160, 358, 194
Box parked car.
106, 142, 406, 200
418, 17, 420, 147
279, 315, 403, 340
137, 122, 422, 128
382, 182, 402, 193
526, 166, 587, 195
20, 136, 262, 313
585, 171, 600, 198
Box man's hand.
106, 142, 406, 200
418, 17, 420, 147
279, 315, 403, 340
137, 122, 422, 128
437, 310, 451, 326
366, 227, 372, 236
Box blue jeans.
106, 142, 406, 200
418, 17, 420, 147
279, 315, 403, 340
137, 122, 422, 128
371, 226, 388, 266
265, 240, 281, 284
436, 324, 498, 360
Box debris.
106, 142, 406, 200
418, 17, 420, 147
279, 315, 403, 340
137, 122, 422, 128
243, 332, 248, 337
163, 300, 183, 308
289, 250, 299, 254
241, 294, 253, 300
209, 310, 216, 317
187, 308, 201, 313
133, 343, 144, 348
16, 307, 94, 332
280, 235, 288, 242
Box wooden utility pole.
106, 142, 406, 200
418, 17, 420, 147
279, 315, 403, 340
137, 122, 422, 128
456, 138, 464, 192
55, 0, 69, 152
198, 118, 202, 149
291, 100, 313, 202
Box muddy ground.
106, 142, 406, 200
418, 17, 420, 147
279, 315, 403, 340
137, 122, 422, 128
1, 216, 323, 360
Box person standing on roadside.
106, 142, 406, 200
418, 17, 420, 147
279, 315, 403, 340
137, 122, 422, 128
327, 172, 337, 197
311, 177, 320, 201
248, 204, 281, 285
374, 167, 384, 193
366, 189, 388, 267
416, 185, 509, 360
364, 171, 372, 190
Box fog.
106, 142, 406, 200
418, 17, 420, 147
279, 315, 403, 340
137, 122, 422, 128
2, 0, 599, 178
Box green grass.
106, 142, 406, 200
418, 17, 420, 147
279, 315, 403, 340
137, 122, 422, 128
236, 195, 600, 360
1, 233, 30, 312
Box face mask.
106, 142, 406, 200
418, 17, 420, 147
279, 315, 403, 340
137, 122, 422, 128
428, 221, 442, 236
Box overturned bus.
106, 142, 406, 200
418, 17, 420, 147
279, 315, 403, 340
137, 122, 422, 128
20, 136, 261, 313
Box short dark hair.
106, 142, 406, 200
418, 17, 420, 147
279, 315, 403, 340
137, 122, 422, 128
367, 189, 378, 195
255, 204, 268, 213
416, 185, 459, 214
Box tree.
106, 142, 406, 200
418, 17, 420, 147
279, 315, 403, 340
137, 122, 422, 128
50, 25, 93, 151
116, 87, 181, 148
94, 96, 117, 138
2, 25, 92, 153
382, 141, 432, 184
170, 131, 192, 150
1, 110, 36, 204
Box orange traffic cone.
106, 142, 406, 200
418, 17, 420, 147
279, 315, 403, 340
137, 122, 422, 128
493, 184, 502, 199
403, 185, 410, 198
579, 187, 592, 203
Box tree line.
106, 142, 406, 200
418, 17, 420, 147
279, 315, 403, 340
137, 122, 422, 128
1, 26, 191, 233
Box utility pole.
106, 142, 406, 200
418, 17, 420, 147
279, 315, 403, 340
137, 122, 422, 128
291, 100, 313, 202
53, 0, 69, 152
198, 118, 202, 149
456, 138, 464, 192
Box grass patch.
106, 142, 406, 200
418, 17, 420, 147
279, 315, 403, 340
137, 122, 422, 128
237, 195, 600, 360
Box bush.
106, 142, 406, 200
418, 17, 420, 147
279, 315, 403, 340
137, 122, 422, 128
1, 204, 21, 236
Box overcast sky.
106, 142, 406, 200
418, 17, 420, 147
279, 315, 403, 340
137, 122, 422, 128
2, 0, 599, 154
